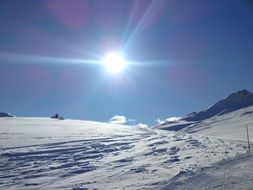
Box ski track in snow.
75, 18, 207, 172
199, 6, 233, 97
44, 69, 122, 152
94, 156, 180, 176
0, 118, 250, 190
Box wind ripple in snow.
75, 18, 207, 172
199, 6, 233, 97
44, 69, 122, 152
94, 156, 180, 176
0, 118, 249, 190
0, 136, 137, 189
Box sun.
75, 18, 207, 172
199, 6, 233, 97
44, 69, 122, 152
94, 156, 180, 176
102, 52, 126, 74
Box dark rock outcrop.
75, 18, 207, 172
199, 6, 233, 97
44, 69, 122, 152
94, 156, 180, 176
51, 114, 64, 120
0, 112, 14, 117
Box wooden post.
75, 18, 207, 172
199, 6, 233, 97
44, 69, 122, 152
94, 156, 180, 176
246, 124, 250, 153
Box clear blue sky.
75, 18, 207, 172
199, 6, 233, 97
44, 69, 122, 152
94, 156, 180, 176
1, 0, 253, 125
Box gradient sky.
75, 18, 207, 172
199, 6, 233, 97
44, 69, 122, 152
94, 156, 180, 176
1, 0, 253, 126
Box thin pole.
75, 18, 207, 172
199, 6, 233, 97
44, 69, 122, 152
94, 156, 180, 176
246, 124, 250, 152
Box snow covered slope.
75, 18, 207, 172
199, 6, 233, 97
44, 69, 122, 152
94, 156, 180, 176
183, 105, 253, 142
0, 117, 249, 189
157, 90, 253, 142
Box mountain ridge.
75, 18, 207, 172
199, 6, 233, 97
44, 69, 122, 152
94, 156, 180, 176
157, 89, 253, 131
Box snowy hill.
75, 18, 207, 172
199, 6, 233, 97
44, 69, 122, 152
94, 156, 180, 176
0, 117, 251, 189
185, 89, 253, 122
182, 105, 253, 142
157, 90, 253, 141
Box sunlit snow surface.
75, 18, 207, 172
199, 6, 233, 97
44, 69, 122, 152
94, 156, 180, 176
0, 117, 251, 189
184, 106, 253, 142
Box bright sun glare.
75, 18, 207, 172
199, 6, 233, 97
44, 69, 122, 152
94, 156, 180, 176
102, 52, 126, 74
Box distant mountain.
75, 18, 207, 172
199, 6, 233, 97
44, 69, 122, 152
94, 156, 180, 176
184, 89, 253, 121
0, 112, 14, 117
157, 89, 253, 131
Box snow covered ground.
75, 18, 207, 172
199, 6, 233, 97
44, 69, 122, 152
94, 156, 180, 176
0, 117, 251, 189
161, 153, 253, 190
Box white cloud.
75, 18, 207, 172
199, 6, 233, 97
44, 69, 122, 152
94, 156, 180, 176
109, 115, 127, 124
157, 118, 163, 125
109, 115, 146, 127
135, 123, 148, 128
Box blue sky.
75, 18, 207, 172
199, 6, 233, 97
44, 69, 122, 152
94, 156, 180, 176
0, 0, 253, 125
